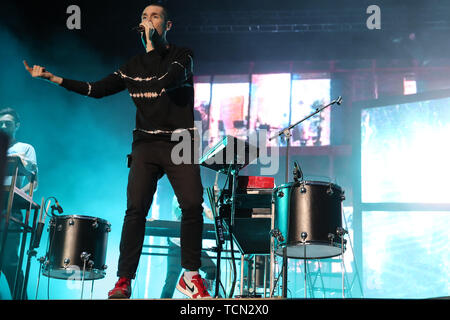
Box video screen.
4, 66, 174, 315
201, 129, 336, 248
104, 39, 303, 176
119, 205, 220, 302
290, 75, 331, 146
363, 211, 450, 298
208, 75, 250, 147
361, 96, 450, 203
193, 72, 332, 149
249, 73, 291, 147
193, 76, 211, 138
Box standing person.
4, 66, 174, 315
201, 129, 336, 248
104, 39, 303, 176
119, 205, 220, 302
23, 3, 211, 299
0, 107, 38, 299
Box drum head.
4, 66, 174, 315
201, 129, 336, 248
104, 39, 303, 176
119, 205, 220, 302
43, 266, 106, 280
275, 241, 344, 259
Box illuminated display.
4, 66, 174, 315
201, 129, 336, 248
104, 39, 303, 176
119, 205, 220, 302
363, 211, 450, 298
290, 75, 331, 146
361, 97, 450, 203
249, 73, 291, 147
208, 75, 250, 146
196, 73, 331, 148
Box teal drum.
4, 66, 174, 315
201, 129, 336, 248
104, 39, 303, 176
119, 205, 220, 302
273, 181, 346, 259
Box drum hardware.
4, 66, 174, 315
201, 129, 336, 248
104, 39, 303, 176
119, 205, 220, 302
80, 251, 91, 300
269, 229, 284, 243
68, 218, 74, 226
34, 256, 46, 300
326, 184, 334, 196
327, 233, 335, 241
336, 227, 348, 298
299, 184, 307, 193
300, 232, 307, 242
63, 258, 70, 268
281, 246, 288, 298
300, 232, 307, 298
336, 227, 348, 237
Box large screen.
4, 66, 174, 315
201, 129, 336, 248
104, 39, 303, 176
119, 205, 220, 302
208, 75, 250, 146
194, 73, 331, 149
193, 76, 211, 138
290, 74, 331, 147
361, 96, 450, 203
363, 211, 450, 298
249, 73, 291, 147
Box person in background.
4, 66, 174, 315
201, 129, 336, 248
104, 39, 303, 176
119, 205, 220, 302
0, 107, 38, 299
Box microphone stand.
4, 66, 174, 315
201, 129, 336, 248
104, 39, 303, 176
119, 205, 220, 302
269, 96, 342, 184
268, 96, 342, 298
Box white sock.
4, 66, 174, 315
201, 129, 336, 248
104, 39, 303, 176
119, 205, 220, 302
184, 270, 199, 281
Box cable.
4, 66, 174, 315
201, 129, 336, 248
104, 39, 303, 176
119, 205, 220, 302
270, 259, 284, 297
45, 217, 57, 300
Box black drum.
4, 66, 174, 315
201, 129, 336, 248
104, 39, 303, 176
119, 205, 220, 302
43, 215, 111, 280
273, 181, 345, 259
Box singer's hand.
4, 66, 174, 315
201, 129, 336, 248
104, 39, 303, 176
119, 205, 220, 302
23, 60, 62, 84
139, 19, 156, 41
23, 60, 53, 79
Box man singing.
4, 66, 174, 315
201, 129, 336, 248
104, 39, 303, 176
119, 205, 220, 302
24, 2, 211, 299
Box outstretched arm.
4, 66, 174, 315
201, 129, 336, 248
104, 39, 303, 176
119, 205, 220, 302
23, 60, 126, 98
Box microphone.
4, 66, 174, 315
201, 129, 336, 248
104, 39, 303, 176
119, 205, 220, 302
52, 198, 64, 214
336, 96, 343, 105
293, 161, 303, 182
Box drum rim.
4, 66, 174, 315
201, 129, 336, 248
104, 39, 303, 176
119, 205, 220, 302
275, 240, 345, 259
42, 266, 106, 280
51, 214, 110, 225
274, 180, 342, 190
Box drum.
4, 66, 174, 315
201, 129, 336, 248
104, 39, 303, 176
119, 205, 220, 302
273, 181, 345, 259
43, 215, 111, 280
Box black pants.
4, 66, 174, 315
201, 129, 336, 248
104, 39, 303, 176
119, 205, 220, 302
160, 239, 216, 298
117, 140, 204, 279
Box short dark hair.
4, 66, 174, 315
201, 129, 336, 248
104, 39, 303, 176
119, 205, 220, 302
149, 1, 171, 22
0, 107, 20, 124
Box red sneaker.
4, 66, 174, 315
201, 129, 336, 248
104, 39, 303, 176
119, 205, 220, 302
108, 277, 131, 299
176, 273, 212, 299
